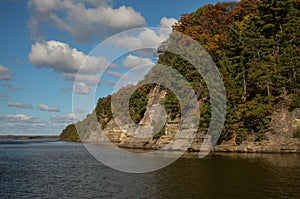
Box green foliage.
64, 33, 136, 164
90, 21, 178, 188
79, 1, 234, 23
60, 0, 300, 145
171, 0, 299, 143
129, 86, 149, 124
59, 124, 80, 142
95, 95, 112, 123
293, 126, 300, 139
290, 95, 300, 111
255, 133, 267, 142
236, 130, 247, 145
164, 90, 180, 120
239, 100, 272, 133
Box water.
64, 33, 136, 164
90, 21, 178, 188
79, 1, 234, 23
0, 141, 299, 198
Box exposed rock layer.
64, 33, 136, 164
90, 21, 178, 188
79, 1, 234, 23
82, 85, 300, 153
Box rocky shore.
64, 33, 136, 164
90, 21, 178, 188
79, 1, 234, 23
79, 85, 300, 154
211, 138, 300, 153
81, 137, 300, 154
82, 124, 300, 154
113, 135, 300, 154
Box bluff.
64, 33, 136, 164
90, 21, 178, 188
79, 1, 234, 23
60, 0, 300, 153
60, 83, 300, 153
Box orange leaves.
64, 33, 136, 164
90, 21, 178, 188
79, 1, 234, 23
174, 2, 237, 60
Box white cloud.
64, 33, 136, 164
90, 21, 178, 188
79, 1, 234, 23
103, 55, 154, 88
62, 64, 119, 85
107, 17, 176, 50
63, 73, 100, 85
28, 0, 146, 42
159, 17, 177, 29
29, 40, 108, 74
112, 63, 153, 91
50, 113, 74, 124
5, 114, 31, 121
109, 28, 169, 50
0, 114, 41, 127
29, 40, 111, 94
122, 54, 154, 68
73, 82, 91, 95
7, 102, 34, 109
0, 65, 10, 81
38, 104, 60, 112
0, 114, 68, 135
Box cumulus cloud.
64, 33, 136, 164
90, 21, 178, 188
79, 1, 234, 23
29, 40, 112, 94
2, 114, 31, 121
0, 114, 43, 127
73, 82, 91, 95
0, 65, 10, 81
28, 0, 146, 42
29, 40, 108, 74
111, 64, 153, 91
107, 17, 176, 50
159, 17, 177, 29
50, 113, 74, 124
0, 114, 68, 135
7, 102, 34, 109
108, 28, 169, 50
38, 104, 60, 112
63, 63, 119, 85
103, 55, 154, 87
63, 73, 100, 85
123, 54, 154, 68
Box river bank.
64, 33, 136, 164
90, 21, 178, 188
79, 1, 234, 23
78, 133, 300, 154
115, 141, 300, 154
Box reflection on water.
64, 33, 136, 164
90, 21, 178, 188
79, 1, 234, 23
155, 153, 300, 198
0, 141, 299, 198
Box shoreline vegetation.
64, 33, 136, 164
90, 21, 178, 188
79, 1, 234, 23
59, 0, 300, 154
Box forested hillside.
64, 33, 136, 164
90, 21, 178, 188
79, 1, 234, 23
60, 0, 300, 145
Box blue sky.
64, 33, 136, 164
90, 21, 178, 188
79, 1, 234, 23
0, 0, 229, 135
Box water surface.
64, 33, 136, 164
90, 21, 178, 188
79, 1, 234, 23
0, 141, 299, 198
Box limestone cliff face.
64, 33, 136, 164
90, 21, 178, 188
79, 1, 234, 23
272, 107, 300, 136
84, 85, 300, 153
85, 85, 186, 150
213, 107, 300, 153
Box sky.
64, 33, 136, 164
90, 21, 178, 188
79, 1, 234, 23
0, 0, 229, 135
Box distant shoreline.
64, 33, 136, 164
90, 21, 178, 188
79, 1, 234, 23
0, 135, 59, 140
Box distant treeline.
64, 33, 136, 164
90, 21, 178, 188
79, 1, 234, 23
0, 135, 59, 140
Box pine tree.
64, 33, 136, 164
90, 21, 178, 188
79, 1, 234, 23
279, 1, 300, 98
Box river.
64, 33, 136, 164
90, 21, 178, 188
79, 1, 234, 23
0, 141, 299, 198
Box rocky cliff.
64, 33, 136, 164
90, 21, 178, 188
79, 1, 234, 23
84, 85, 189, 150
81, 85, 300, 153
212, 107, 300, 153
60, 0, 300, 153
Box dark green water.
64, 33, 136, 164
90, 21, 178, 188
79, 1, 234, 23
0, 141, 299, 198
